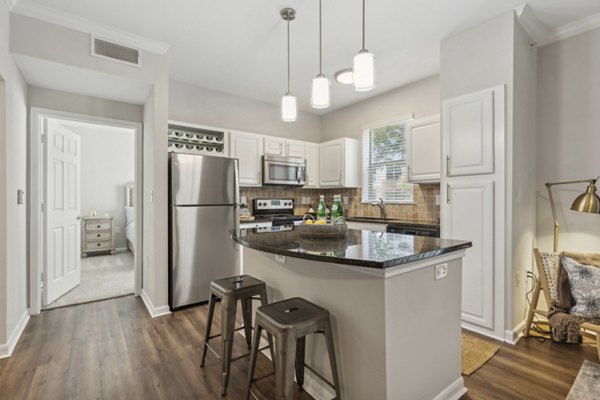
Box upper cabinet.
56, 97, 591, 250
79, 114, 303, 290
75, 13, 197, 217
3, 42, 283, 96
319, 138, 360, 188
264, 137, 306, 158
229, 130, 264, 186
305, 144, 319, 188
406, 115, 441, 183
443, 89, 495, 177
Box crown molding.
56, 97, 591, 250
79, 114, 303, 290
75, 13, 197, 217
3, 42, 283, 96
514, 4, 552, 46
4, 0, 18, 11
549, 11, 600, 43
12, 0, 169, 54
515, 4, 600, 47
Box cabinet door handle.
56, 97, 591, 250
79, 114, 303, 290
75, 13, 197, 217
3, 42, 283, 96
97, 234, 101, 238
97, 225, 101, 228
446, 155, 450, 176
286, 143, 290, 155
446, 183, 451, 203
407, 165, 412, 179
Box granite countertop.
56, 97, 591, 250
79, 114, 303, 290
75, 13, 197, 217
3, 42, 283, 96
232, 226, 471, 269
345, 217, 440, 228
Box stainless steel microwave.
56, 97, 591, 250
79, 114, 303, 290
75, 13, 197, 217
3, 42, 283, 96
262, 155, 306, 186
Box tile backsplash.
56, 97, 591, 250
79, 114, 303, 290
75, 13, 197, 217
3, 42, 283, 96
241, 184, 440, 225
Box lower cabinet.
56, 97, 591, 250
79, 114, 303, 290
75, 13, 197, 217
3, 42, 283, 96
444, 180, 495, 330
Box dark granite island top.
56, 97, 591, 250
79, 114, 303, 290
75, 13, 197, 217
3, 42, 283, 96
232, 226, 471, 269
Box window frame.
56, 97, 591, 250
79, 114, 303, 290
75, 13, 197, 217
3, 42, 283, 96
361, 118, 414, 205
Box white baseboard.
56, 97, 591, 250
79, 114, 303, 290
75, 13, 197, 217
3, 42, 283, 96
115, 247, 129, 253
0, 310, 30, 359
462, 322, 505, 342
504, 319, 525, 345
433, 377, 467, 400
141, 289, 171, 318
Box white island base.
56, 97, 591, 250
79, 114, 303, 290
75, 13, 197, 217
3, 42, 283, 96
243, 247, 467, 400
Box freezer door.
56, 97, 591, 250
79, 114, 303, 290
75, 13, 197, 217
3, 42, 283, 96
170, 153, 239, 206
170, 205, 240, 308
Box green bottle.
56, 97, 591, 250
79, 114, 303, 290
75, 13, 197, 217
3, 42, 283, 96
317, 195, 327, 221
331, 194, 345, 224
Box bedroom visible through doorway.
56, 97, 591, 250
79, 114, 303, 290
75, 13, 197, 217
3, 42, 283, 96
42, 118, 137, 309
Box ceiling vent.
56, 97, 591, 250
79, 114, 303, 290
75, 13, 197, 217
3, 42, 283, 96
91, 36, 141, 67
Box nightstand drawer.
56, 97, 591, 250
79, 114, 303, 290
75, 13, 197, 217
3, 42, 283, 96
85, 232, 112, 241
85, 240, 112, 251
85, 221, 112, 231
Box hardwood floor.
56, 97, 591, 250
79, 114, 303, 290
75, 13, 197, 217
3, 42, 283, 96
0, 295, 596, 399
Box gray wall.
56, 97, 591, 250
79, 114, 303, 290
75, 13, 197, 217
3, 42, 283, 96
0, 1, 28, 348
169, 80, 322, 143
536, 27, 600, 252
64, 123, 135, 249
321, 75, 440, 142
28, 87, 143, 122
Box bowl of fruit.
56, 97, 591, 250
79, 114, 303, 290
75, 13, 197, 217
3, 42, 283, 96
297, 215, 348, 239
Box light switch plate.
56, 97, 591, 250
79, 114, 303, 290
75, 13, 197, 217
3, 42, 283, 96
17, 189, 25, 205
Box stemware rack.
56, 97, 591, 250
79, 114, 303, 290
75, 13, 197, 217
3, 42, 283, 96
168, 123, 225, 155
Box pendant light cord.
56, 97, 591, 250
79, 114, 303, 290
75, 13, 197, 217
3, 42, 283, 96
362, 0, 366, 50
287, 18, 291, 94
319, 0, 322, 75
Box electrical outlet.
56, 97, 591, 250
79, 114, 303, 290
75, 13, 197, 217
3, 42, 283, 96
241, 196, 247, 205
275, 254, 286, 264
516, 271, 521, 287
435, 195, 440, 205
435, 263, 448, 280
115, 226, 121, 233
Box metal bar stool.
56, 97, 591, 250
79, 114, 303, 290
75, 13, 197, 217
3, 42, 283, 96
246, 297, 342, 400
200, 275, 275, 396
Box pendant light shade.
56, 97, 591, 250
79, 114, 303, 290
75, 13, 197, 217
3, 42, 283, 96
353, 50, 375, 92
353, 0, 375, 92
311, 76, 331, 109
281, 8, 297, 122
311, 0, 331, 109
281, 94, 297, 122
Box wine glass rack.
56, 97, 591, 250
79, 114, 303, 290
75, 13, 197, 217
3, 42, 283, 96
168, 123, 225, 155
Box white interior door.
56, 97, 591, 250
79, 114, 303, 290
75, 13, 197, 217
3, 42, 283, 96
44, 119, 81, 305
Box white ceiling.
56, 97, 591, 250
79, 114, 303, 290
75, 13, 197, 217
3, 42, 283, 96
13, 0, 600, 113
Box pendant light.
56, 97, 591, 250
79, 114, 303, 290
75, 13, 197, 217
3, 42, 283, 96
353, 0, 375, 92
311, 0, 331, 109
281, 8, 297, 122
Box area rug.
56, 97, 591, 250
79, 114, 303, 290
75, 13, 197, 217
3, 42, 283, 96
566, 360, 600, 399
461, 332, 500, 376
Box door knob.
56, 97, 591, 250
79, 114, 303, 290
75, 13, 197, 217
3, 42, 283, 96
76, 216, 81, 220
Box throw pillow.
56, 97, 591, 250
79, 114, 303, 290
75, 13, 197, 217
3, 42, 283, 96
562, 257, 600, 319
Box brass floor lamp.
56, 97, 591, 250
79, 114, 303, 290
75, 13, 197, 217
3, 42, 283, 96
524, 177, 600, 337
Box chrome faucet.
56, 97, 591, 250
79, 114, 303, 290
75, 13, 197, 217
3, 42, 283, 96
371, 197, 386, 220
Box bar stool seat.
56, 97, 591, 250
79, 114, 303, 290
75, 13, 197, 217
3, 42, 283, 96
200, 275, 274, 397
247, 297, 342, 400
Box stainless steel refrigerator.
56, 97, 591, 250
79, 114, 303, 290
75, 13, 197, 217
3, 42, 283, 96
169, 153, 240, 309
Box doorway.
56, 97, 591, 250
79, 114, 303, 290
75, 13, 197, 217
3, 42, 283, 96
30, 109, 142, 313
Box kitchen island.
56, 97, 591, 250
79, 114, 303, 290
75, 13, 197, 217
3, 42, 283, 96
232, 227, 471, 400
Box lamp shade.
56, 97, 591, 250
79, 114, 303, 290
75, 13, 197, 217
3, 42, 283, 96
353, 50, 375, 92
570, 181, 600, 214
281, 94, 297, 122
311, 75, 331, 109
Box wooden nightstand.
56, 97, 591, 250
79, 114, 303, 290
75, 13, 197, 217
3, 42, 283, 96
82, 215, 115, 257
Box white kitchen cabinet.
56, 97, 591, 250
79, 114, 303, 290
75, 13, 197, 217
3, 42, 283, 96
406, 115, 441, 183
441, 85, 506, 339
446, 181, 495, 329
229, 130, 263, 186
443, 88, 495, 177
319, 138, 360, 188
264, 136, 306, 158
286, 139, 306, 158
305, 143, 319, 188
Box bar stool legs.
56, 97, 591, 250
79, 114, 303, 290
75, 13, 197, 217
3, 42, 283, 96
247, 297, 342, 400
200, 275, 274, 397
